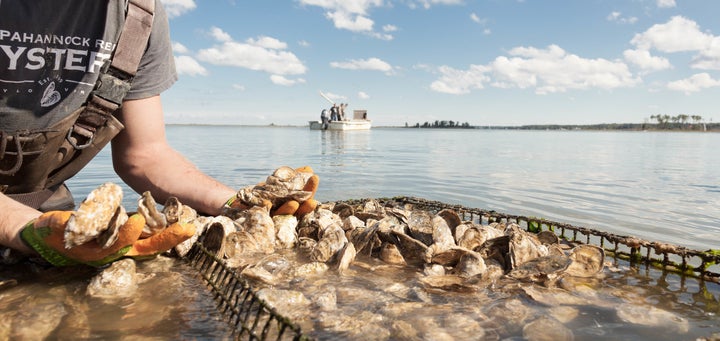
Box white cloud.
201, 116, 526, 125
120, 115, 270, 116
172, 42, 189, 54
631, 16, 713, 53
196, 31, 307, 76
623, 49, 671, 72
691, 37, 720, 70
416, 0, 463, 10
299, 0, 386, 38
383, 24, 398, 32
470, 13, 490, 34
358, 91, 370, 99
160, 0, 196, 18
232, 84, 246, 91
246, 36, 288, 50
606, 11, 637, 24
630, 16, 720, 70
656, 0, 676, 9
667, 73, 720, 94
330, 57, 394, 74
209, 27, 233, 43
430, 65, 489, 94
270, 75, 306, 86
325, 10, 375, 32
492, 45, 639, 94
174, 55, 207, 76
430, 45, 640, 95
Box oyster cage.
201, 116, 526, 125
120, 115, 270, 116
364, 196, 720, 283
184, 196, 720, 340
185, 242, 311, 340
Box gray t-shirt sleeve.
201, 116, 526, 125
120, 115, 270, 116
124, 0, 178, 100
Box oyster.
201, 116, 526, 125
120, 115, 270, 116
506, 254, 571, 285
273, 214, 298, 249
406, 210, 434, 246
565, 244, 605, 278
86, 258, 138, 299
310, 224, 347, 262
522, 316, 574, 341
64, 182, 125, 248
431, 215, 456, 252
235, 206, 276, 253
335, 242, 357, 274
234, 166, 313, 209
616, 303, 689, 333
453, 250, 487, 278
377, 227, 429, 266
137, 191, 168, 236
379, 242, 406, 265
506, 223, 549, 269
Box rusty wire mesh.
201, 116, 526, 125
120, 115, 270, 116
369, 196, 720, 284
185, 242, 311, 340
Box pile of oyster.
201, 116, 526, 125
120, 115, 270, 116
197, 199, 605, 288
169, 198, 690, 339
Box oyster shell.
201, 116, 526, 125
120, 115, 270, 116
273, 214, 298, 249
565, 244, 605, 278
137, 191, 168, 237
235, 206, 276, 253
506, 254, 571, 285
64, 182, 124, 248
506, 223, 549, 269
86, 258, 138, 299
310, 224, 347, 263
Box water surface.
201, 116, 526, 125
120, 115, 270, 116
69, 126, 720, 250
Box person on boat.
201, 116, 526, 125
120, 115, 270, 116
330, 104, 339, 121
0, 1, 316, 266
320, 109, 329, 129
339, 103, 347, 121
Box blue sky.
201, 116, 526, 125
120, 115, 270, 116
160, 0, 720, 126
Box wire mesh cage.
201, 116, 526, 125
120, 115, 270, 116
185, 196, 720, 340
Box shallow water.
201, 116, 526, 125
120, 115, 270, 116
3, 126, 718, 339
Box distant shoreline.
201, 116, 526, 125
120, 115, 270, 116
408, 123, 720, 132
167, 122, 720, 132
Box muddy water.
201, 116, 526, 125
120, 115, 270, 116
244, 250, 720, 340
2, 251, 718, 340
0, 258, 233, 339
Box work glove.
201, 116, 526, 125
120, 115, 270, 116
20, 183, 197, 267
224, 166, 320, 218
20, 210, 145, 267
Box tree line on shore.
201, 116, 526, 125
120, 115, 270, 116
404, 120, 474, 128
402, 114, 717, 131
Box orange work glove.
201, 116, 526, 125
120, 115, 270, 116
224, 166, 320, 218
20, 182, 198, 267
20, 211, 145, 267
124, 221, 196, 258
271, 166, 320, 217
20, 211, 197, 266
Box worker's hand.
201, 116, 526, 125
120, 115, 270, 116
20, 211, 197, 266
19, 182, 198, 267
20, 211, 145, 267
224, 166, 320, 218
271, 166, 320, 217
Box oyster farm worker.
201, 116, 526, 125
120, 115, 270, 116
0, 0, 245, 266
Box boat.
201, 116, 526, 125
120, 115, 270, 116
309, 109, 372, 130
309, 91, 372, 131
